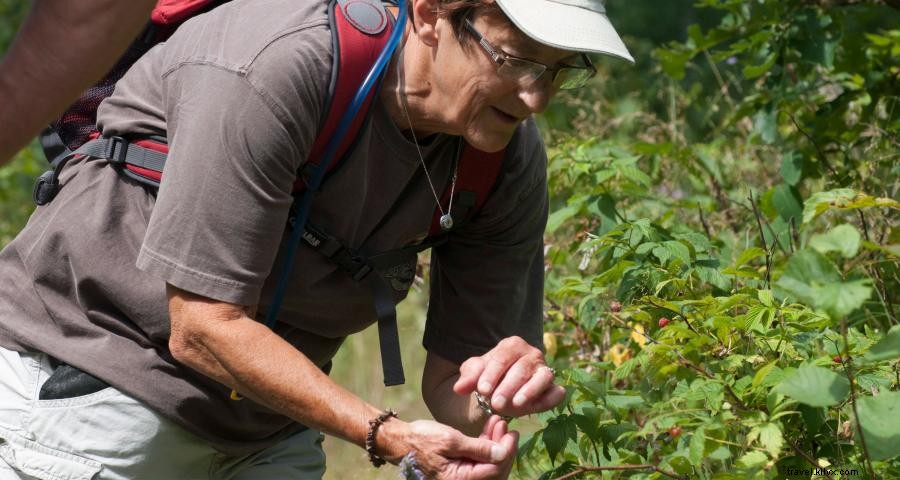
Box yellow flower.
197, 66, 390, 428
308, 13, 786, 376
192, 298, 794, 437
605, 343, 633, 367
630, 323, 647, 348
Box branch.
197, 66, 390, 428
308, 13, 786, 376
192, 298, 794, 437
788, 440, 836, 479
550, 463, 686, 480
838, 319, 877, 480
748, 191, 772, 287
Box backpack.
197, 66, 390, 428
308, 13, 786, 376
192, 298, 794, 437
33, 0, 507, 387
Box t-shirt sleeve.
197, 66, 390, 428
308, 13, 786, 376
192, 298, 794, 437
423, 121, 549, 364
136, 62, 320, 305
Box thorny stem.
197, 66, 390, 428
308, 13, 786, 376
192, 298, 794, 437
838, 318, 877, 480
749, 191, 772, 287
788, 440, 835, 479
550, 464, 686, 480
698, 203, 713, 238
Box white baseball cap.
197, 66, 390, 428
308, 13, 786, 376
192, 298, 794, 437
494, 0, 634, 63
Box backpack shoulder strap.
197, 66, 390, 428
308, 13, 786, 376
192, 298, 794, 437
428, 141, 508, 236
295, 0, 392, 191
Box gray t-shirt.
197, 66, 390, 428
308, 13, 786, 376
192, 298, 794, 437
0, 0, 547, 454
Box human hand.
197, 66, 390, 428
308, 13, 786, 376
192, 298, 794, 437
452, 336, 565, 418
479, 415, 518, 479
381, 418, 515, 479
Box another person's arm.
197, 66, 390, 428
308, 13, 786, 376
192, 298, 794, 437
0, 0, 156, 163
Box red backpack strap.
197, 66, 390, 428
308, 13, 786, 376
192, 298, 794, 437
294, 0, 392, 192
151, 0, 218, 25
428, 142, 507, 236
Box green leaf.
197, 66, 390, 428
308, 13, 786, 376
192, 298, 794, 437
772, 184, 803, 224
757, 423, 783, 457
809, 224, 861, 258
861, 325, 900, 364
752, 360, 779, 389
689, 427, 707, 466
743, 52, 777, 79
753, 108, 778, 144
605, 395, 644, 411
856, 391, 900, 460
664, 241, 692, 265
546, 202, 582, 233
774, 365, 849, 407
734, 247, 766, 268
815, 280, 873, 321
757, 289, 775, 308
775, 249, 872, 319
780, 151, 803, 186
736, 450, 768, 470
803, 189, 900, 224
542, 417, 573, 464
618, 165, 652, 187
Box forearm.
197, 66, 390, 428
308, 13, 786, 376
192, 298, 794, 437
422, 353, 485, 436
0, 0, 155, 162
168, 297, 382, 449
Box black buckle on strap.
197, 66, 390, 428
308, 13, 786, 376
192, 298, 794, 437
104, 136, 129, 165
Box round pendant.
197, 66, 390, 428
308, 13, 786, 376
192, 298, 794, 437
439, 213, 454, 231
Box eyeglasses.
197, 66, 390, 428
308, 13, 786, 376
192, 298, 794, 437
464, 19, 597, 90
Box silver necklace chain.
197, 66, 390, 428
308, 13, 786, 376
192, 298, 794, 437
398, 63, 458, 231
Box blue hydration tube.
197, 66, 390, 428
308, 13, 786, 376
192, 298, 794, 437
263, 1, 408, 330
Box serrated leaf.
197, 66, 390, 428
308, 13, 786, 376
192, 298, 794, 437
758, 289, 775, 307
735, 247, 767, 268
803, 189, 900, 224
757, 423, 783, 457
542, 417, 571, 464
752, 361, 779, 389
737, 450, 768, 470
809, 224, 861, 258
664, 241, 692, 265
856, 391, 900, 460
689, 427, 707, 466
619, 165, 652, 187
861, 325, 900, 364
774, 365, 849, 407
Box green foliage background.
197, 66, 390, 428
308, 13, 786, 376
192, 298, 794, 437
1, 0, 898, 479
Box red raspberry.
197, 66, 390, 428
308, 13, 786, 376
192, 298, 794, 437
610, 301, 622, 313
668, 426, 682, 438
658, 317, 670, 328
833, 355, 842, 364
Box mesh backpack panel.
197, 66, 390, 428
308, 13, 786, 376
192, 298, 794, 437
49, 0, 228, 151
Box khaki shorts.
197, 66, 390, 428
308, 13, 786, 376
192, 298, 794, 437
0, 346, 326, 480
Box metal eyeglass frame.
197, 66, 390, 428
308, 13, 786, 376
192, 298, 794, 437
463, 19, 597, 90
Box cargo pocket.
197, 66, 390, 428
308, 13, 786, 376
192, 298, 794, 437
0, 426, 101, 480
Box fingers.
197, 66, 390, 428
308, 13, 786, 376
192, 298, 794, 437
491, 361, 553, 411
479, 414, 501, 440
477, 338, 539, 397
449, 431, 509, 464
454, 356, 485, 395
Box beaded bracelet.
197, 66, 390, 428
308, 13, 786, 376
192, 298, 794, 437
365, 409, 398, 467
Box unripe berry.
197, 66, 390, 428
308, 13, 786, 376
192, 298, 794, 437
610, 301, 622, 313
658, 317, 670, 328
